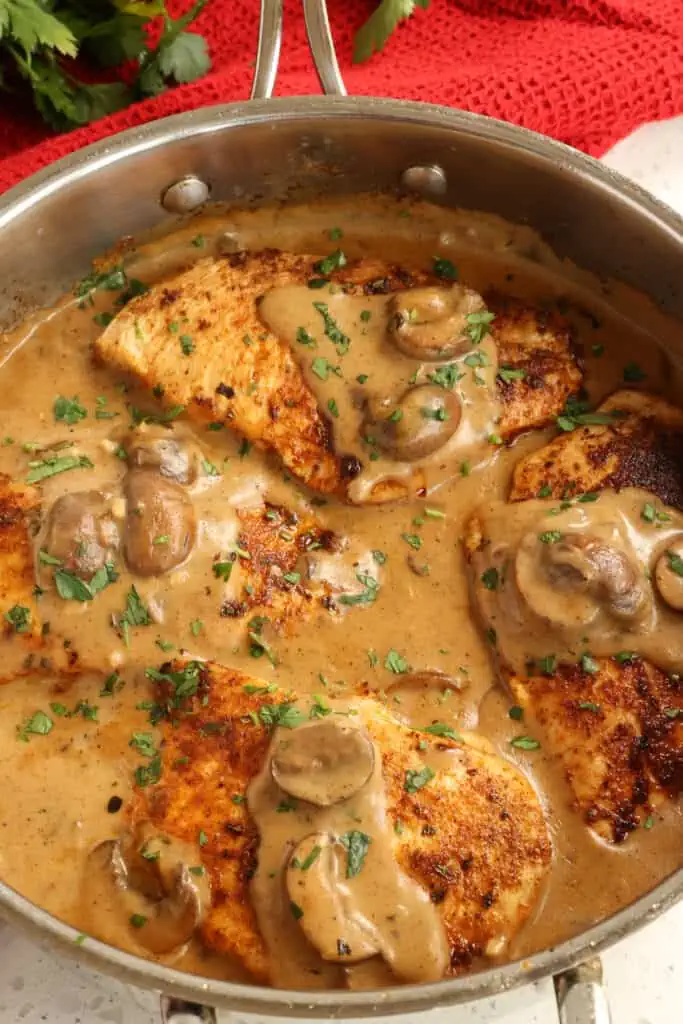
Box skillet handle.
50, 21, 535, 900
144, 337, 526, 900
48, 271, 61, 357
554, 958, 612, 1024
302, 0, 348, 96
251, 0, 283, 100
252, 0, 346, 98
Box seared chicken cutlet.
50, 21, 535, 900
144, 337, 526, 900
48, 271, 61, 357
511, 390, 683, 507
0, 476, 80, 681
130, 660, 551, 984
94, 251, 581, 503
466, 391, 683, 841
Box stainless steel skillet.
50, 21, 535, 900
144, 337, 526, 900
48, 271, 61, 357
0, 2, 682, 1021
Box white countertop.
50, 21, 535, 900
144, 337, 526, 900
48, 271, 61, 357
0, 116, 682, 1024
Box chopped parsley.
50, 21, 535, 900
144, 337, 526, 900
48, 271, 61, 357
313, 301, 350, 355
313, 249, 347, 275
428, 363, 462, 390
623, 361, 646, 382
339, 830, 371, 877
327, 398, 340, 418
537, 654, 557, 675
508, 705, 524, 721
480, 567, 499, 590
54, 395, 87, 425
510, 735, 540, 751
5, 604, 31, 633
580, 653, 599, 674
666, 550, 683, 577
432, 256, 458, 280
338, 572, 379, 606
401, 532, 422, 550
134, 754, 162, 788
116, 586, 151, 645
296, 326, 316, 348
464, 310, 495, 344
578, 701, 600, 713
180, 334, 194, 355
539, 531, 562, 544
54, 563, 118, 602
258, 703, 306, 730
424, 722, 461, 741
17, 710, 53, 741
129, 732, 157, 758
497, 366, 526, 384
292, 844, 322, 871
311, 356, 341, 381
384, 649, 410, 674
404, 765, 435, 793
26, 453, 93, 485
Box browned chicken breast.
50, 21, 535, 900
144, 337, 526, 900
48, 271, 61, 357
511, 390, 683, 507
94, 252, 581, 503
466, 389, 683, 842
0, 476, 79, 680
130, 660, 551, 983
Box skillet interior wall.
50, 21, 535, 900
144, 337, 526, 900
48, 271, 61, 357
1, 101, 683, 331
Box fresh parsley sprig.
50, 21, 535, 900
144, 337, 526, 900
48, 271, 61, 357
0, 0, 211, 132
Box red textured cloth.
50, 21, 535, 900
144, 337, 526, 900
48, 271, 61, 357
1, 0, 683, 194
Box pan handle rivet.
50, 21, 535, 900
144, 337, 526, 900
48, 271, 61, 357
161, 175, 210, 213
400, 164, 447, 196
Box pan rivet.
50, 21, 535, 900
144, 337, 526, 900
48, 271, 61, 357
400, 164, 447, 196
161, 176, 210, 213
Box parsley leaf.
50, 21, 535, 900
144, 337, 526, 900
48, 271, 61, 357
54, 395, 87, 425
353, 0, 430, 61
339, 830, 371, 877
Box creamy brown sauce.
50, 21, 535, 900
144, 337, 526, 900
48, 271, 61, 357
0, 195, 681, 989
248, 710, 448, 987
471, 488, 683, 675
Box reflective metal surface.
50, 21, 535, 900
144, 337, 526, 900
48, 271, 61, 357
0, 97, 682, 1016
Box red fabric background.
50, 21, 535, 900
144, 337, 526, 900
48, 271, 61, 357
1, 0, 683, 194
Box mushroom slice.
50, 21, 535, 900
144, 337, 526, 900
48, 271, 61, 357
388, 285, 484, 361
84, 827, 210, 955
655, 544, 683, 611
365, 385, 461, 463
43, 490, 119, 578
124, 469, 196, 576
285, 832, 380, 963
386, 670, 473, 731
126, 426, 198, 485
271, 720, 375, 807
514, 528, 650, 631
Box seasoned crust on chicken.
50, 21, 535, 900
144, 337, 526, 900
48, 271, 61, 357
466, 390, 683, 842
511, 390, 683, 508
132, 660, 551, 983
492, 298, 582, 438
94, 251, 581, 502
508, 658, 683, 842
225, 502, 338, 631
0, 477, 78, 680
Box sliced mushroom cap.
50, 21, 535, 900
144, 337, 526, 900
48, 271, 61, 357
84, 826, 209, 956
514, 529, 651, 630
655, 544, 683, 611
271, 720, 375, 807
385, 670, 472, 731
365, 385, 461, 462
285, 832, 380, 963
126, 428, 198, 485
388, 285, 484, 361
43, 490, 119, 578
124, 469, 196, 576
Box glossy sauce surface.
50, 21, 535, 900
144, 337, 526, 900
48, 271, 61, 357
0, 196, 681, 988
